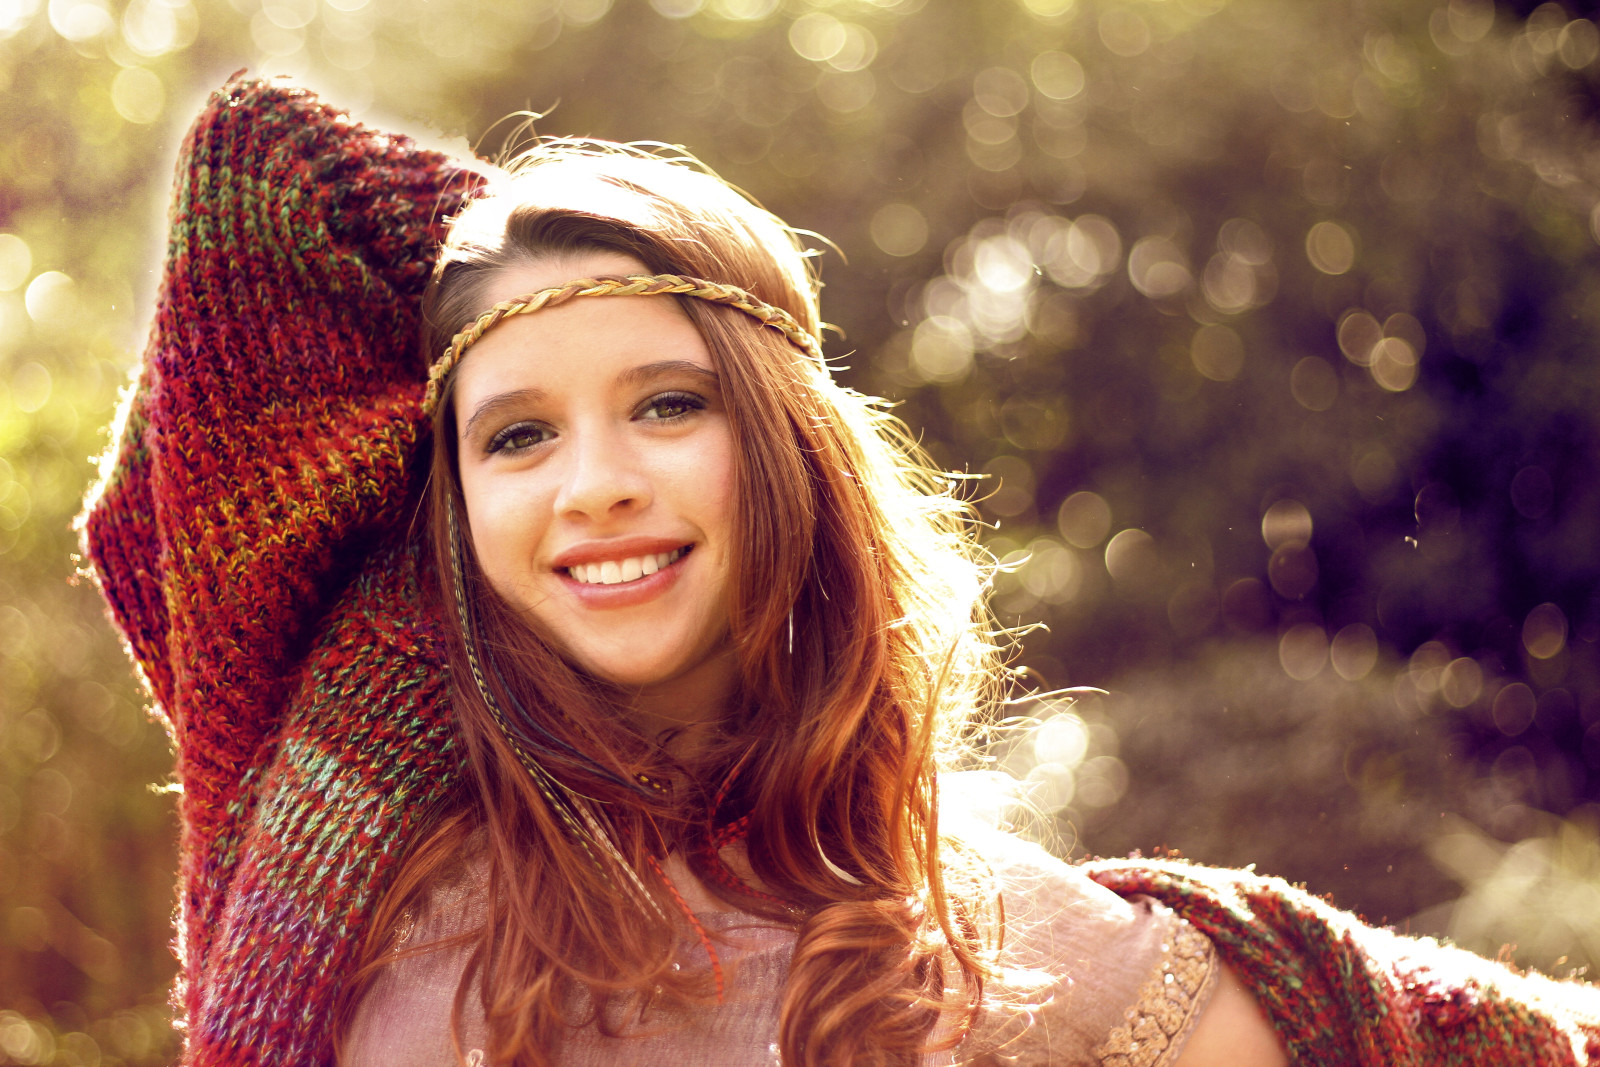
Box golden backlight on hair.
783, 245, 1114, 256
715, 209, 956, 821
340, 138, 1004, 1067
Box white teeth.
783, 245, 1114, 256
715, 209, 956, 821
567, 548, 686, 585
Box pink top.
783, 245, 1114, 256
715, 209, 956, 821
342, 833, 1218, 1066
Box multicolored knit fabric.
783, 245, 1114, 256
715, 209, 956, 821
82, 77, 1599, 1066
1086, 858, 1600, 1065
81, 76, 478, 1065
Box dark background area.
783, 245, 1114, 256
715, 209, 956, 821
3, 0, 1599, 1061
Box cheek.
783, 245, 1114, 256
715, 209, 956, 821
689, 434, 738, 541
704, 444, 740, 593
462, 474, 549, 588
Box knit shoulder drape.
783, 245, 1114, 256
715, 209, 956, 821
82, 77, 1600, 1067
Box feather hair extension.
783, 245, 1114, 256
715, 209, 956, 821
447, 497, 664, 917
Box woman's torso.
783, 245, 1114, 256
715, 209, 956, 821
341, 832, 1219, 1067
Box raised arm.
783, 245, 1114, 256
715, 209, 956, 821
82, 77, 478, 769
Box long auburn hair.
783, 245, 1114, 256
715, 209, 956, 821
343, 143, 1003, 1067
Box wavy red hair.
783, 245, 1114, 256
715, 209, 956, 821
340, 143, 1002, 1067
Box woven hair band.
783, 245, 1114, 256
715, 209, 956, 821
423, 273, 824, 414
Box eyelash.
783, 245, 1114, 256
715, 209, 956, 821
483, 391, 709, 456
640, 391, 707, 421
485, 423, 552, 455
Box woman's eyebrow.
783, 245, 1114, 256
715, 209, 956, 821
461, 387, 545, 441
618, 359, 720, 390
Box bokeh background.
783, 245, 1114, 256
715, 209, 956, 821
5, 0, 1600, 1061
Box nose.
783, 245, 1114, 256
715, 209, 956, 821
553, 424, 652, 521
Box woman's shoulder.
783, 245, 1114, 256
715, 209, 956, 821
961, 827, 1188, 944
956, 829, 1222, 1067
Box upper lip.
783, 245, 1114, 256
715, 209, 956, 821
550, 536, 694, 570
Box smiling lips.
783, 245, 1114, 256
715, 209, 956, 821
564, 547, 688, 585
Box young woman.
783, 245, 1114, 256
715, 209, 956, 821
83, 78, 1599, 1067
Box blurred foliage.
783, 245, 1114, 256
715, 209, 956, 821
4, 0, 1600, 1060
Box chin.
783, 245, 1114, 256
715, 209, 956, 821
584, 632, 736, 709
590, 656, 696, 691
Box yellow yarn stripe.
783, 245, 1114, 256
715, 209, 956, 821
423, 273, 823, 413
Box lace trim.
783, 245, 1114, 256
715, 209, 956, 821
1093, 919, 1218, 1067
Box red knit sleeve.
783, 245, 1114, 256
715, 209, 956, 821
1085, 857, 1600, 1065
81, 75, 480, 794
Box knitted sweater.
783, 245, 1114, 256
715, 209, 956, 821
84, 76, 479, 1064
82, 77, 1600, 1066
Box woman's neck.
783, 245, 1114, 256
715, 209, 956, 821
622, 645, 741, 759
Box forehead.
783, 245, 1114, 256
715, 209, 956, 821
479, 249, 651, 305
450, 254, 713, 406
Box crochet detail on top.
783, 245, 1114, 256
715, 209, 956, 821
1094, 918, 1218, 1067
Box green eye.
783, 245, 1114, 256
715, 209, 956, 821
642, 392, 706, 421
487, 423, 550, 454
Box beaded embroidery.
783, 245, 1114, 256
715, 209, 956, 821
392, 908, 416, 951
1094, 918, 1218, 1067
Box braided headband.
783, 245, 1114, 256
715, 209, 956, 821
423, 273, 823, 414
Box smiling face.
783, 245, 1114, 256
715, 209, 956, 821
451, 251, 739, 730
